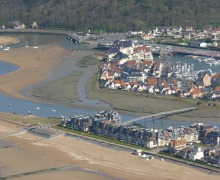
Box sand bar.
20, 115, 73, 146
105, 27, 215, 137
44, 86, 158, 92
0, 36, 20, 45
0, 45, 76, 100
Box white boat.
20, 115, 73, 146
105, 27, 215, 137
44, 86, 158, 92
3, 43, 10, 51
32, 40, 38, 49
52, 109, 56, 112
36, 107, 40, 110
3, 47, 10, 51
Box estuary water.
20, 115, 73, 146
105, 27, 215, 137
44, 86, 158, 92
0, 32, 220, 128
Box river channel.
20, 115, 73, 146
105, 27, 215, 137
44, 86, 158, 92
0, 32, 220, 128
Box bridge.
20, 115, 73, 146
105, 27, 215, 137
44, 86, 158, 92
67, 33, 80, 45
122, 107, 197, 125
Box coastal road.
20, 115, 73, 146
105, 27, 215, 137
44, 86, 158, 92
122, 107, 197, 125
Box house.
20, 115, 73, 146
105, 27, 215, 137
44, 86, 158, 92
211, 91, 220, 100
197, 71, 212, 87
188, 41, 207, 48
190, 89, 203, 99
169, 139, 187, 154
133, 45, 153, 62
211, 73, 220, 88
188, 146, 204, 161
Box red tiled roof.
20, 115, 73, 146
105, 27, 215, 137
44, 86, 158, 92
109, 64, 117, 71
129, 82, 138, 86
148, 78, 157, 86
120, 79, 126, 86
215, 86, 220, 91
134, 46, 151, 53
173, 86, 179, 91
173, 79, 178, 85
141, 61, 152, 67
126, 60, 136, 67
163, 80, 169, 88
170, 139, 187, 147
114, 80, 120, 84
191, 89, 202, 95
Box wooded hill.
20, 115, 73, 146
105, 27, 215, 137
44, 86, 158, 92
0, 0, 220, 32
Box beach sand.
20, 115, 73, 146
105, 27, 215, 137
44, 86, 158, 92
0, 121, 219, 180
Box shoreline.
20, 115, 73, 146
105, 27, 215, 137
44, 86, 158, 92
0, 120, 219, 180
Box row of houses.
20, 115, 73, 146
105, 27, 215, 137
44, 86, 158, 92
60, 111, 220, 150
140, 26, 220, 47
60, 110, 220, 165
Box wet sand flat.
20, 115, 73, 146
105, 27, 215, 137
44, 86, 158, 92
0, 36, 20, 45
0, 45, 75, 100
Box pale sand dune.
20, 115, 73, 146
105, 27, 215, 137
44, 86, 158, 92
0, 45, 76, 100
0, 121, 219, 180
0, 36, 20, 45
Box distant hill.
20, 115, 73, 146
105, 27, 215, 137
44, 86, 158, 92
0, 0, 220, 32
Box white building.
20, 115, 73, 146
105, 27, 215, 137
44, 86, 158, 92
188, 146, 204, 161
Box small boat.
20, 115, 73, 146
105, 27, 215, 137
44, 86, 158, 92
52, 109, 56, 112
3, 47, 10, 51
36, 107, 40, 110
32, 40, 38, 49
28, 110, 32, 115
3, 43, 10, 51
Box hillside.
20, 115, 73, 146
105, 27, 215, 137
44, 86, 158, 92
0, 0, 220, 32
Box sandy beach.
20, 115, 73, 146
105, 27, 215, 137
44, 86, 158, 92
0, 120, 219, 180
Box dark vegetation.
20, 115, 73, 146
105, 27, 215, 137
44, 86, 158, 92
0, 0, 220, 32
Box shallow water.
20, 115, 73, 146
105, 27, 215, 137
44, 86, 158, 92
0, 60, 19, 75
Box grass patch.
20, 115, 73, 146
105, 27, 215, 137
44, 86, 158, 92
32, 72, 81, 103
87, 71, 197, 116
0, 112, 60, 126
76, 55, 100, 67
159, 151, 220, 169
